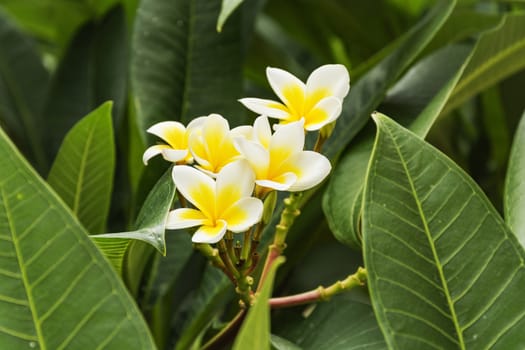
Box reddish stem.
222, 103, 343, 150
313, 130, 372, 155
269, 289, 320, 308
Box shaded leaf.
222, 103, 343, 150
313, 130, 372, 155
233, 257, 285, 350
324, 43, 472, 249
363, 113, 525, 349
505, 110, 525, 246
323, 0, 455, 160
174, 267, 232, 350
47, 102, 115, 234
93, 168, 176, 278
43, 5, 128, 161
275, 296, 387, 350
270, 334, 302, 350
0, 9, 48, 171
444, 13, 525, 114
0, 126, 156, 349
131, 0, 244, 132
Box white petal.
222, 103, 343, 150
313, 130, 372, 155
304, 96, 342, 131
147, 121, 186, 148
231, 125, 253, 139
253, 115, 272, 148
166, 208, 207, 229
238, 98, 290, 120
234, 138, 270, 180
256, 172, 297, 191
306, 64, 350, 101
222, 197, 263, 232
191, 220, 227, 244
172, 165, 216, 218
216, 160, 255, 211
143, 144, 171, 165
266, 67, 306, 110
269, 119, 305, 169
186, 116, 207, 132
282, 151, 331, 191
161, 149, 189, 163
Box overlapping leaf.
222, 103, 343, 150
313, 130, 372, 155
505, 110, 525, 247
444, 13, 525, 114
43, 6, 128, 160
363, 114, 525, 349
131, 0, 244, 132
0, 127, 156, 349
0, 10, 48, 171
47, 102, 115, 234
323, 0, 456, 160
233, 257, 285, 350
274, 296, 386, 350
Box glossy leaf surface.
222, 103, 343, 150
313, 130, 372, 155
0, 127, 156, 349
363, 114, 525, 349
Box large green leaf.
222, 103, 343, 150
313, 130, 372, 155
274, 296, 386, 350
444, 13, 525, 114
505, 110, 525, 247
324, 43, 473, 249
47, 102, 115, 234
0, 127, 156, 348
323, 0, 455, 160
43, 5, 128, 161
233, 257, 285, 350
131, 0, 244, 132
363, 113, 525, 349
0, 9, 48, 171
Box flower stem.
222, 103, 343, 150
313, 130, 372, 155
257, 192, 302, 291
269, 267, 367, 308
201, 310, 246, 350
194, 243, 235, 282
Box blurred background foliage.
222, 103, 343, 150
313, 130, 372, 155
1, 0, 525, 348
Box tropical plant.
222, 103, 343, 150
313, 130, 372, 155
1, 0, 525, 349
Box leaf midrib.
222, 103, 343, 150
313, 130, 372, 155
383, 121, 465, 349
73, 118, 97, 215
2, 187, 46, 349
454, 15, 525, 96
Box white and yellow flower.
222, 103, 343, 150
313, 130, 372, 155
143, 121, 193, 165
239, 64, 350, 131
187, 114, 244, 176
234, 116, 331, 192
167, 160, 263, 243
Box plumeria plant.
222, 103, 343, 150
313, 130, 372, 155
2, 1, 525, 349
143, 65, 365, 318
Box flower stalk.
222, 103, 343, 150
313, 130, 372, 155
269, 267, 367, 308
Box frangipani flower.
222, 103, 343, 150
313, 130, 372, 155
239, 64, 350, 131
167, 160, 263, 243
143, 121, 193, 165
188, 114, 244, 176
234, 116, 331, 192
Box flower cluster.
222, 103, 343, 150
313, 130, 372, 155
143, 64, 350, 244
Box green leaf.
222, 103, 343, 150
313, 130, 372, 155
505, 110, 525, 247
131, 0, 244, 132
274, 296, 387, 350
324, 43, 473, 249
174, 266, 232, 350
233, 257, 285, 350
323, 0, 456, 160
0, 127, 156, 349
217, 0, 243, 32
444, 13, 525, 114
93, 168, 176, 280
43, 5, 128, 161
0, 9, 49, 171
47, 102, 115, 234
270, 334, 302, 350
363, 113, 525, 349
